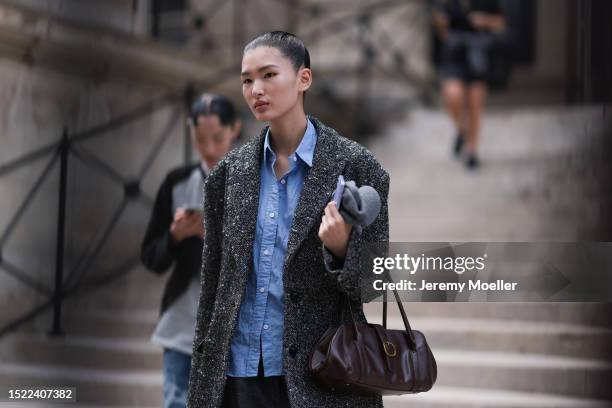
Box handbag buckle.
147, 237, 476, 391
383, 341, 397, 357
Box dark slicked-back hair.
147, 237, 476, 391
244, 31, 311, 72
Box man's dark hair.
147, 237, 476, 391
190, 93, 237, 127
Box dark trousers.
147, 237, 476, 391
222, 357, 290, 408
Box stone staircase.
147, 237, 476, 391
1, 106, 611, 407
0, 267, 164, 407
368, 105, 612, 407
1, 268, 610, 407
364, 302, 612, 408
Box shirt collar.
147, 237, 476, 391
200, 160, 210, 176
263, 119, 316, 168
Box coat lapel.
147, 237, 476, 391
284, 117, 347, 267
227, 128, 265, 279
229, 118, 346, 275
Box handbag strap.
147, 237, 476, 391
383, 272, 416, 347
343, 271, 416, 348
382, 290, 387, 328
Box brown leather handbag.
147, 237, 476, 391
309, 285, 437, 396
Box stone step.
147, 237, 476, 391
62, 309, 158, 338
383, 386, 612, 408
63, 302, 612, 337
1, 359, 610, 407
364, 302, 612, 327
61, 308, 612, 361
58, 302, 612, 355
0, 333, 162, 370
63, 268, 167, 312
376, 316, 612, 360
68, 289, 162, 310
56, 303, 612, 364
5, 334, 610, 400
434, 349, 612, 400
1, 390, 609, 408
0, 362, 162, 406
9, 315, 612, 374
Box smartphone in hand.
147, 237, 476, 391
332, 175, 345, 209
184, 205, 203, 216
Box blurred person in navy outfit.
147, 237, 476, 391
432, 0, 506, 169
141, 93, 240, 408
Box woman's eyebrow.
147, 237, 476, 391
241, 64, 280, 76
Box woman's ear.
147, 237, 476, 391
298, 67, 312, 93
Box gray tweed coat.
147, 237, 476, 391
186, 116, 389, 408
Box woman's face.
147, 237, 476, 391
241, 46, 310, 122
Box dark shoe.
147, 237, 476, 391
453, 132, 465, 156
466, 153, 480, 170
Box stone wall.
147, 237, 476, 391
0, 3, 187, 330
0, 0, 593, 332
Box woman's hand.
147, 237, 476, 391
319, 201, 353, 261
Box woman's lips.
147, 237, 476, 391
254, 102, 269, 112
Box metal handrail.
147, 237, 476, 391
0, 0, 425, 339
0, 88, 189, 337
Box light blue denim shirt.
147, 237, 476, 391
227, 119, 316, 377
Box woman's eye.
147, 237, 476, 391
264, 72, 276, 78
242, 78, 252, 85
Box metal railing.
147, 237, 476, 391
0, 72, 235, 337
0, 0, 427, 338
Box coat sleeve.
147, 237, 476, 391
140, 174, 177, 274
322, 148, 390, 303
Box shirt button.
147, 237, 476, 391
259, 287, 265, 293
263, 324, 269, 330
280, 179, 286, 185
269, 212, 275, 218
263, 249, 270, 256
292, 156, 297, 162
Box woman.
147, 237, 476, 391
432, 0, 506, 169
187, 31, 389, 408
